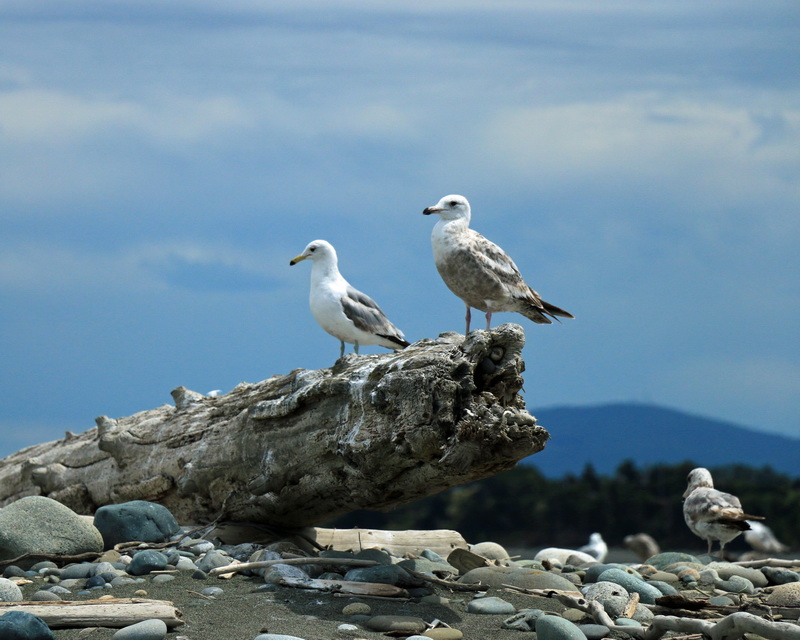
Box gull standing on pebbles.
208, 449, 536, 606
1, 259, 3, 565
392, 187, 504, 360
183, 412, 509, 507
422, 195, 574, 334
578, 532, 608, 562
290, 239, 410, 358
682, 467, 764, 557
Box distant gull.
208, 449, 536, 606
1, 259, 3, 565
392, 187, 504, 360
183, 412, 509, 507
578, 532, 608, 562
682, 467, 764, 557
290, 239, 410, 358
744, 520, 787, 555
422, 194, 574, 334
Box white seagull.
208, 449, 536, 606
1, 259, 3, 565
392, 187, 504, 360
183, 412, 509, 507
744, 520, 787, 555
578, 532, 608, 563
682, 467, 764, 557
290, 239, 410, 358
422, 195, 574, 334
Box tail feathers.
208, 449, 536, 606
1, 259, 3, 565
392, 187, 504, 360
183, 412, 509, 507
380, 334, 411, 349
518, 298, 574, 324
542, 300, 575, 320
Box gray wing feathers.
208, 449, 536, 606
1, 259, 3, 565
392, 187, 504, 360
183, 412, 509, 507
341, 286, 408, 345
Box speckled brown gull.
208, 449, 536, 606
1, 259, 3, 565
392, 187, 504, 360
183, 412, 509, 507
682, 467, 764, 557
422, 194, 574, 334
290, 239, 410, 358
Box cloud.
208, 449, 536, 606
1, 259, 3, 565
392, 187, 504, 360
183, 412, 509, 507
0, 241, 285, 295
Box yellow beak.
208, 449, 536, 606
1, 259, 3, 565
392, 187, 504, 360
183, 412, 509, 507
289, 254, 307, 266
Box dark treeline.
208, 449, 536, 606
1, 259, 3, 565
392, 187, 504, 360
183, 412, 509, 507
325, 461, 800, 551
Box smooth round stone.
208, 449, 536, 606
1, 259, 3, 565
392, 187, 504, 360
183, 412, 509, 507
151, 574, 175, 584
85, 575, 107, 588
46, 585, 71, 595
195, 550, 232, 574
30, 562, 58, 572
398, 557, 458, 577
111, 576, 138, 586
536, 614, 588, 640
0, 496, 104, 561
421, 549, 445, 563
579, 623, 610, 639
648, 570, 679, 583
766, 582, 800, 607
343, 564, 405, 586
95, 501, 180, 549
422, 628, 464, 639
0, 610, 55, 639
263, 564, 310, 585
648, 580, 678, 596
466, 596, 516, 615
762, 567, 800, 585
201, 586, 223, 597
253, 635, 307, 640
335, 623, 359, 636
354, 549, 394, 565
584, 563, 640, 583
717, 575, 754, 594
562, 609, 585, 622
341, 602, 371, 616
615, 618, 643, 627
60, 563, 95, 580
646, 552, 700, 570
174, 556, 196, 572
128, 551, 168, 576
3, 566, 27, 579
459, 566, 579, 591
597, 568, 662, 604
31, 590, 62, 601
582, 581, 629, 601
180, 539, 215, 555
706, 562, 768, 588
0, 577, 23, 602
112, 618, 167, 640
470, 541, 511, 561
708, 595, 735, 606
594, 596, 653, 624
364, 615, 427, 633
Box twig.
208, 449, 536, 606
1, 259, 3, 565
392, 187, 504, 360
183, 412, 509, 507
733, 558, 800, 569
208, 557, 380, 577
399, 567, 486, 592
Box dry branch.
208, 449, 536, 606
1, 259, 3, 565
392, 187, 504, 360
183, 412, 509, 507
0, 325, 548, 527
0, 598, 183, 629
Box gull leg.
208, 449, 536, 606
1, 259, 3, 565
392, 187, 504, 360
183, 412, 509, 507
707, 539, 713, 556
465, 306, 471, 335
485, 311, 492, 330
354, 341, 360, 355
339, 341, 345, 358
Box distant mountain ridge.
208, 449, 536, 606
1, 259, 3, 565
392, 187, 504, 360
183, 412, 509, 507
524, 403, 800, 478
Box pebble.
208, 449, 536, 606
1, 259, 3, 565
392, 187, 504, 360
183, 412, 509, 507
343, 564, 407, 586
341, 602, 371, 616
596, 568, 662, 604
151, 574, 175, 584
466, 595, 516, 615
422, 628, 464, 639
584, 563, 640, 583
335, 623, 360, 636
0, 610, 55, 639
253, 635, 308, 640
579, 623, 611, 639
201, 586, 224, 597
31, 590, 62, 601
0, 496, 104, 561
195, 549, 232, 574
614, 618, 643, 627
645, 552, 700, 570
469, 541, 511, 561
263, 564, 310, 585
128, 551, 168, 576
536, 614, 588, 640
94, 501, 180, 549
59, 563, 95, 580
706, 562, 768, 588
112, 618, 168, 640
766, 581, 800, 607
0, 577, 24, 602
763, 566, 800, 585
459, 566, 579, 591
582, 581, 628, 601
648, 580, 678, 596
502, 608, 543, 632
364, 615, 427, 633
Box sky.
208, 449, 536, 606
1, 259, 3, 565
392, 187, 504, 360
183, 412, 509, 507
1, 1, 799, 459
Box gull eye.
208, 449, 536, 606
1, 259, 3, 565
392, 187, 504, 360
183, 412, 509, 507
448, 200, 458, 207
309, 246, 316, 252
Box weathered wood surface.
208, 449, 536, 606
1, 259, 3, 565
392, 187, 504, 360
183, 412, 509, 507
0, 598, 183, 629
0, 324, 549, 527
308, 527, 469, 557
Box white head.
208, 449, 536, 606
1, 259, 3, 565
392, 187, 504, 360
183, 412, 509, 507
422, 194, 471, 223
683, 467, 714, 498
289, 239, 337, 266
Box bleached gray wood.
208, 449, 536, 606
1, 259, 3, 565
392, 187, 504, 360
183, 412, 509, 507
0, 324, 548, 527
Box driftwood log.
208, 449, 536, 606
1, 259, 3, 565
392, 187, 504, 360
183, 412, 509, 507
0, 324, 549, 527
0, 598, 183, 629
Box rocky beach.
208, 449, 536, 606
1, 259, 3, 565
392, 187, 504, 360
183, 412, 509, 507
1, 497, 799, 640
